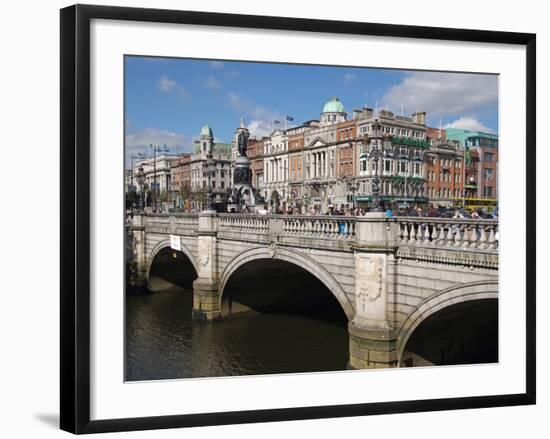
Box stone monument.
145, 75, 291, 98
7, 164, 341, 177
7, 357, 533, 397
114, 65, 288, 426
226, 118, 265, 212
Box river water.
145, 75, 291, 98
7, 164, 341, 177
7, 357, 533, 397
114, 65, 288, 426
125, 284, 349, 381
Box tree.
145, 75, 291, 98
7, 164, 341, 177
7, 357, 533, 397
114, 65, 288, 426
192, 188, 208, 204
159, 191, 169, 203
179, 182, 192, 200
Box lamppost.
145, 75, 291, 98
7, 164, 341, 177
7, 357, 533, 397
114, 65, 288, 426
367, 119, 384, 212
151, 144, 169, 212
130, 152, 146, 209
136, 166, 145, 210
201, 145, 214, 211
343, 175, 358, 210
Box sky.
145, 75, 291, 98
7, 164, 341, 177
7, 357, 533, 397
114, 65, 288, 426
125, 56, 498, 166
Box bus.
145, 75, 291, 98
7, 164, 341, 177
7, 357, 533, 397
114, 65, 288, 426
451, 197, 498, 212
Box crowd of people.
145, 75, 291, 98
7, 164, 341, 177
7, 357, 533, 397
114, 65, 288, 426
250, 203, 498, 219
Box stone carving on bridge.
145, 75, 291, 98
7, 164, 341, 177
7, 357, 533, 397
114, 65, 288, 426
269, 242, 278, 259
356, 257, 383, 303
199, 254, 210, 267
197, 237, 213, 278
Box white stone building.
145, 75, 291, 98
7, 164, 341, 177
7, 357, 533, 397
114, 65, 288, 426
190, 124, 233, 209
262, 128, 289, 209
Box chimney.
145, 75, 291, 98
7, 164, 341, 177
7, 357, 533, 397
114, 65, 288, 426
412, 111, 426, 125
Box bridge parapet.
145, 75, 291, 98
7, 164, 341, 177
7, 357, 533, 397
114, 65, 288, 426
396, 218, 499, 269
143, 213, 199, 236
397, 218, 498, 250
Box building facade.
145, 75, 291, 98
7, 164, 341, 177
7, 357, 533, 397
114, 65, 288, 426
262, 129, 289, 210
170, 153, 192, 192
425, 139, 463, 207
354, 109, 429, 209
248, 137, 265, 192
446, 128, 499, 200
190, 124, 233, 210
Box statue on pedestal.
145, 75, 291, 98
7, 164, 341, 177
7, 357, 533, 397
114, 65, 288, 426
225, 118, 265, 212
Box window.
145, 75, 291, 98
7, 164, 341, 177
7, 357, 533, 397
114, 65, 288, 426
484, 186, 493, 197
384, 159, 393, 173
221, 181, 225, 189
484, 168, 494, 181
484, 152, 494, 162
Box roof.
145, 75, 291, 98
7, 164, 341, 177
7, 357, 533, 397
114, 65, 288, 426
200, 124, 213, 138
322, 97, 345, 114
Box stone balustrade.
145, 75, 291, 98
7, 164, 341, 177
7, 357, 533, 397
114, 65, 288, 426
137, 212, 498, 255
143, 213, 171, 234
282, 215, 356, 240
173, 213, 199, 235
218, 213, 269, 233
396, 218, 499, 251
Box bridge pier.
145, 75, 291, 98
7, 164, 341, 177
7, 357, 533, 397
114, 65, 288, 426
127, 214, 147, 290
349, 214, 399, 368
192, 279, 220, 321
192, 211, 221, 320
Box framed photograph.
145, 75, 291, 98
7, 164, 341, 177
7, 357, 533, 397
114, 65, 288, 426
60, 4, 536, 434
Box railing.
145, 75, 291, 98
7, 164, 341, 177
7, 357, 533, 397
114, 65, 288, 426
143, 214, 171, 234
396, 218, 498, 251
218, 213, 269, 233
173, 213, 199, 235
136, 213, 498, 253
281, 215, 356, 240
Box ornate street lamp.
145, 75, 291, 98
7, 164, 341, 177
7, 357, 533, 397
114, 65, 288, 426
201, 142, 215, 211
151, 144, 170, 212
343, 175, 358, 210
367, 119, 384, 212
136, 166, 145, 210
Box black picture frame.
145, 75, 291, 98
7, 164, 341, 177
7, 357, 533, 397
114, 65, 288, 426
60, 4, 536, 434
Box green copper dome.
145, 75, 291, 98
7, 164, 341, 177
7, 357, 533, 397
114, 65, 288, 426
200, 124, 213, 138
322, 97, 345, 114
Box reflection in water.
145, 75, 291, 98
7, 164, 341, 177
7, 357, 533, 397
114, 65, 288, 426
125, 283, 349, 381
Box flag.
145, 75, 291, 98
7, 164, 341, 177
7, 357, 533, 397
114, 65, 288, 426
286, 115, 294, 122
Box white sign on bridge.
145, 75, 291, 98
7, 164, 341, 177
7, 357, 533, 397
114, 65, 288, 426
169, 234, 181, 252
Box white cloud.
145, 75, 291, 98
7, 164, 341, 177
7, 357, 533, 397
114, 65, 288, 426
157, 75, 190, 100
209, 61, 224, 69
382, 72, 497, 117
224, 70, 240, 79
203, 75, 221, 90
247, 120, 273, 138
344, 73, 357, 85
444, 116, 495, 133
226, 91, 282, 137
125, 128, 191, 162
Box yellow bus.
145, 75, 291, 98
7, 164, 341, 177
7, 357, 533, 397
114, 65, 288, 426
451, 197, 498, 211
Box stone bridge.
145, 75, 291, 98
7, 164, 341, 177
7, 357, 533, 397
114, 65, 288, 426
128, 211, 499, 369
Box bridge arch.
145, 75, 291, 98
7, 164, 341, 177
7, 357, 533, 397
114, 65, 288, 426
218, 246, 355, 320
396, 280, 498, 364
146, 239, 199, 281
